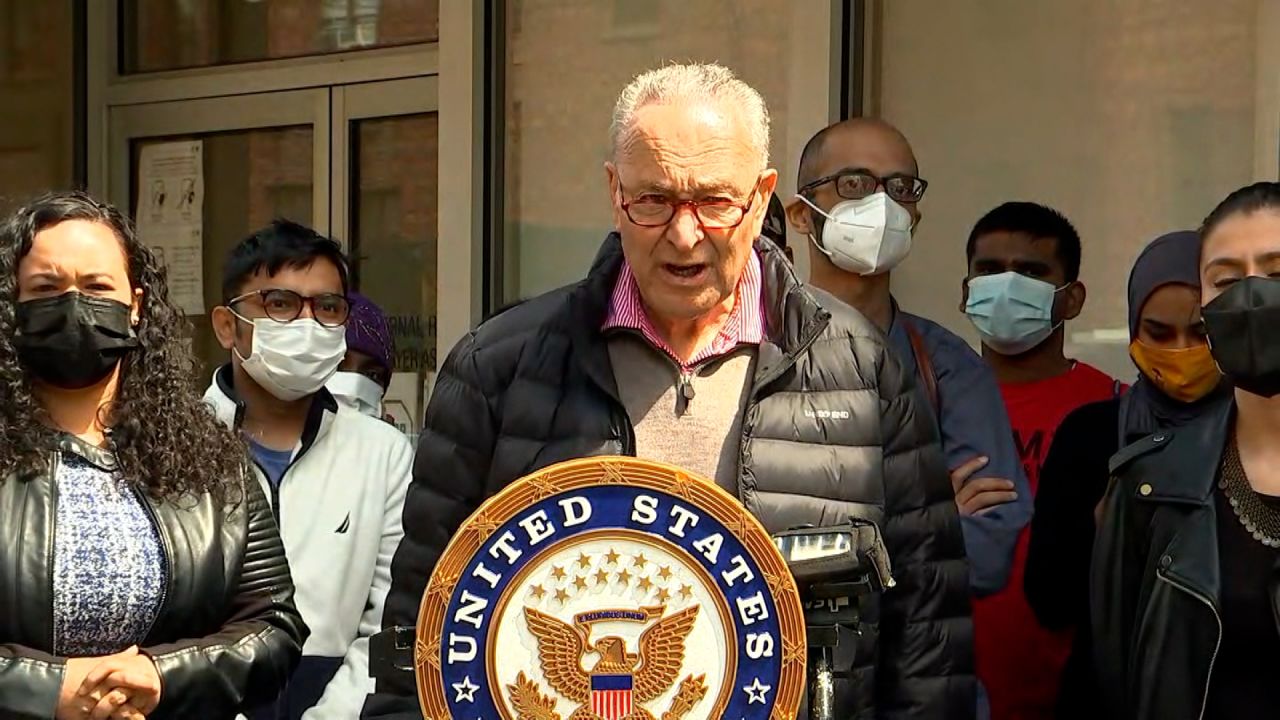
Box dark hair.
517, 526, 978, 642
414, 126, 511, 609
797, 123, 839, 190
0, 191, 246, 500
221, 219, 349, 303
796, 117, 919, 191
762, 193, 787, 250
966, 201, 1082, 282
1201, 181, 1280, 239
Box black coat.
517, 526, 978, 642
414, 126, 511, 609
1024, 397, 1119, 718
1091, 397, 1238, 720
0, 435, 308, 719
364, 236, 974, 719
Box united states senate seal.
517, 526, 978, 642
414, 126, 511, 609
414, 456, 805, 720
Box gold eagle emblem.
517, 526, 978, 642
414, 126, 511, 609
507, 605, 709, 720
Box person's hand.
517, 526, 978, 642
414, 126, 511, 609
56, 650, 147, 720
78, 646, 161, 719
56, 657, 97, 720
951, 456, 1018, 515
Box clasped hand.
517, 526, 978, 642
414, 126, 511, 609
57, 645, 162, 720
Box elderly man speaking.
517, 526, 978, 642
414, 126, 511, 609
362, 63, 974, 719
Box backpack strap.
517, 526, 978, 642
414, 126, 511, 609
904, 321, 940, 417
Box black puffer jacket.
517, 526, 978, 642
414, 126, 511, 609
365, 236, 974, 719
0, 435, 308, 719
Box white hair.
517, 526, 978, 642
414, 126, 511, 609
610, 62, 771, 169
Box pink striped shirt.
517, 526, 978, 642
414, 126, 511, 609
603, 252, 767, 369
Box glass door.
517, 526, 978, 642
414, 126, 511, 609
334, 76, 440, 438
107, 78, 449, 439
108, 89, 330, 379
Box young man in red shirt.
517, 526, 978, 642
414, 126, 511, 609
960, 202, 1120, 720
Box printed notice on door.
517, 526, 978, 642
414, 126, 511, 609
136, 141, 205, 315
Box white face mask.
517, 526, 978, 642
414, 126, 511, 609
327, 371, 386, 418
233, 314, 347, 402
797, 191, 914, 276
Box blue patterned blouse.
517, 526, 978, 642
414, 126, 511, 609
53, 453, 166, 657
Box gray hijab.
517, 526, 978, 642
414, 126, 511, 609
1117, 230, 1229, 444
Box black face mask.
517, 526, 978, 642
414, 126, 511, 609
12, 292, 139, 389
1203, 275, 1280, 398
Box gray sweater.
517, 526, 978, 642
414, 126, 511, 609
606, 332, 756, 492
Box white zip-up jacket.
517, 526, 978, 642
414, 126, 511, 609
205, 366, 412, 720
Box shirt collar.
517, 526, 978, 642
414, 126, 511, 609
603, 251, 767, 369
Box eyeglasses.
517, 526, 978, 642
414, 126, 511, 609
618, 178, 763, 229
799, 170, 928, 204
229, 289, 350, 328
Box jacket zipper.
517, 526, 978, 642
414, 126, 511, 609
622, 413, 637, 456
752, 315, 830, 394
1157, 569, 1221, 720
133, 486, 172, 643
737, 314, 831, 496
257, 421, 320, 528
246, 456, 282, 525
676, 369, 696, 416
47, 451, 59, 652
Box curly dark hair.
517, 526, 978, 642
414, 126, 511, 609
0, 191, 246, 501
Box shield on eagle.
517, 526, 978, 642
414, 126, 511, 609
590, 675, 633, 720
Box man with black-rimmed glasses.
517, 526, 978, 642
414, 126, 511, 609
204, 219, 413, 720
787, 118, 1031, 720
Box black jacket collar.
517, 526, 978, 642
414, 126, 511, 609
1124, 395, 1236, 603
1132, 396, 1233, 506
57, 433, 117, 472
577, 232, 829, 358
573, 233, 830, 403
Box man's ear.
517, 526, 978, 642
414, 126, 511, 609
785, 196, 814, 236
958, 276, 970, 314
1062, 280, 1087, 321
211, 306, 239, 351
604, 161, 624, 231
746, 170, 780, 240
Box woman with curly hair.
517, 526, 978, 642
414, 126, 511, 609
0, 191, 307, 720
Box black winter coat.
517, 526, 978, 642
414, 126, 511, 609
1024, 397, 1119, 718
364, 236, 974, 719
0, 435, 308, 719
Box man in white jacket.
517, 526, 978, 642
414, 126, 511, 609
204, 220, 413, 720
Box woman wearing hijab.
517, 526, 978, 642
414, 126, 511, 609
1093, 181, 1280, 719
1022, 229, 1226, 718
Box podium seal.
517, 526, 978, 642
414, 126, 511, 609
415, 457, 805, 719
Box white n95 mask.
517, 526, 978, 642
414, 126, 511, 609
327, 371, 386, 418
797, 191, 913, 276
234, 315, 347, 402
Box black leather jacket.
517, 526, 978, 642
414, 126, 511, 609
1091, 397, 1238, 720
0, 436, 308, 719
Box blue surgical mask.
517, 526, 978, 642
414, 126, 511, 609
965, 272, 1066, 355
